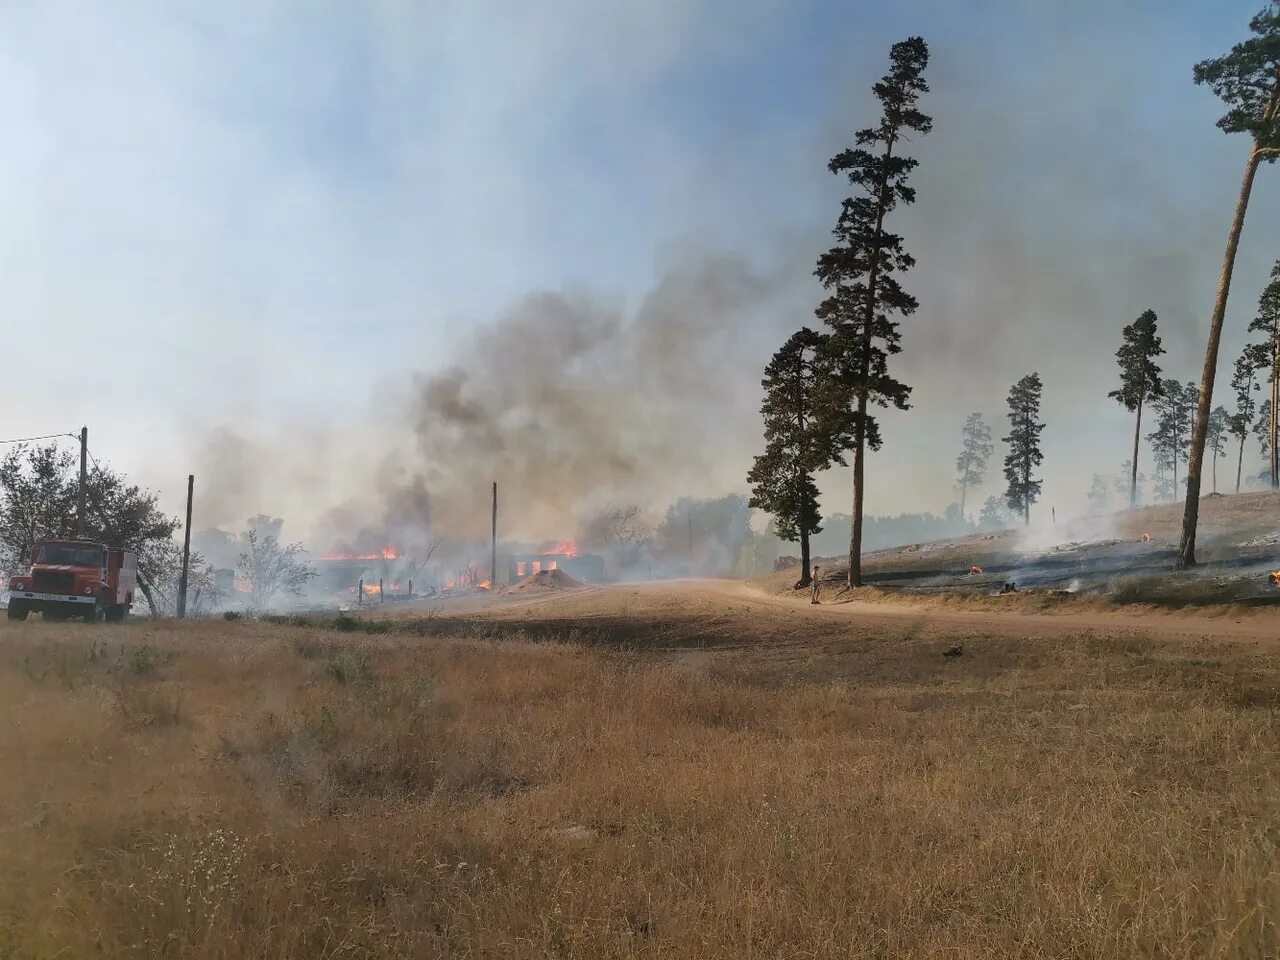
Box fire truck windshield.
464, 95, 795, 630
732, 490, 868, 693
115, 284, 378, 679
37, 544, 105, 567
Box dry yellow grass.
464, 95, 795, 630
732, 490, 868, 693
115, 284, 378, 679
1, 612, 1278, 958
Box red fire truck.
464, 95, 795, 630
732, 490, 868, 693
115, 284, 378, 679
6, 539, 137, 622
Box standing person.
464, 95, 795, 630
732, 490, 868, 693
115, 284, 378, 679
810, 565, 821, 604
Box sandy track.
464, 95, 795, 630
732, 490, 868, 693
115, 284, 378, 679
426, 578, 1280, 647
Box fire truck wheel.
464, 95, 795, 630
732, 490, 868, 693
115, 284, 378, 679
105, 604, 128, 623
6, 603, 28, 621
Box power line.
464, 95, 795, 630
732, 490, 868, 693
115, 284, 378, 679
0, 431, 78, 446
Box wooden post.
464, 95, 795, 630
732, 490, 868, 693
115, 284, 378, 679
491, 481, 498, 586
357, 579, 363, 605
177, 474, 194, 619
379, 577, 384, 602
408, 578, 413, 598
77, 426, 88, 536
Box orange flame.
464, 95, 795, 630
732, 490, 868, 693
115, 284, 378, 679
968, 565, 983, 575
1140, 533, 1151, 543
542, 539, 578, 557
322, 546, 400, 562
1268, 571, 1280, 587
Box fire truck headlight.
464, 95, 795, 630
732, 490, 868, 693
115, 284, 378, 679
83, 586, 93, 595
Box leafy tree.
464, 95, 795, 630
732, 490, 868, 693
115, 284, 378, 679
1207, 405, 1231, 493
1107, 310, 1165, 506
1179, 3, 1280, 566
1254, 397, 1274, 475
747, 328, 848, 586
236, 515, 317, 611
977, 495, 1012, 531
1229, 346, 1262, 492
1114, 460, 1147, 504
583, 505, 652, 576
1002, 373, 1045, 526
1152, 458, 1176, 503
1087, 474, 1111, 512
815, 37, 931, 587
1147, 380, 1198, 499
0, 442, 182, 615
1247, 259, 1280, 486
657, 496, 753, 574
954, 413, 993, 518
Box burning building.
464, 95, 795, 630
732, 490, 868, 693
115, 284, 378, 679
501, 539, 604, 585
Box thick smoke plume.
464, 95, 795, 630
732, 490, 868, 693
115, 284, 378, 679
405, 253, 799, 542
183, 251, 803, 549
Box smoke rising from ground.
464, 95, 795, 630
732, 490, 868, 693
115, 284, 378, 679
407, 254, 800, 541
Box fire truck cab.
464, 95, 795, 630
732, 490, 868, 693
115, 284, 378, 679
6, 539, 136, 622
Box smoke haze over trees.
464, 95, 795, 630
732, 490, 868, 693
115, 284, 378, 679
4, 4, 1280, 557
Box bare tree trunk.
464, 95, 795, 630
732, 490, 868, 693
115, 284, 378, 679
1212, 444, 1218, 493
848, 135, 897, 589
959, 477, 967, 517
1178, 149, 1263, 569
137, 573, 160, 617
796, 351, 811, 589
1271, 341, 1278, 486
1130, 396, 1143, 506
799, 530, 811, 589
1237, 433, 1246, 493
849, 407, 867, 586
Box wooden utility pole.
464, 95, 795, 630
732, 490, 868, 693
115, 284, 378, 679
177, 474, 194, 619
490, 481, 498, 586
358, 578, 364, 605
77, 426, 88, 536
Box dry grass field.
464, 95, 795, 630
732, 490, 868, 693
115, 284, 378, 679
1, 593, 1278, 958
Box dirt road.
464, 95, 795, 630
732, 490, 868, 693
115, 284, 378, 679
422, 578, 1280, 649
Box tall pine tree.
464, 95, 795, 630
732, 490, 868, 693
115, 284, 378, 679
1207, 405, 1231, 493
1107, 310, 1165, 506
1229, 346, 1261, 492
1247, 259, 1280, 486
1147, 380, 1198, 499
954, 412, 993, 518
815, 37, 931, 587
1002, 373, 1045, 526
1179, 3, 1280, 566
747, 328, 848, 587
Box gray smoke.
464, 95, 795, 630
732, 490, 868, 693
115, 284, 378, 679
408, 252, 802, 540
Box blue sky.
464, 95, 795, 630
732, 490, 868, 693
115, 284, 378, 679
0, 1, 1275, 539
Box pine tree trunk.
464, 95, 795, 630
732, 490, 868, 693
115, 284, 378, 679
796, 351, 811, 589
848, 135, 897, 588
1212, 444, 1218, 493
1023, 440, 1031, 527
959, 476, 967, 517
849, 406, 867, 587
1178, 148, 1263, 569
1270, 344, 1278, 487
1237, 433, 1245, 494
1130, 396, 1143, 507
